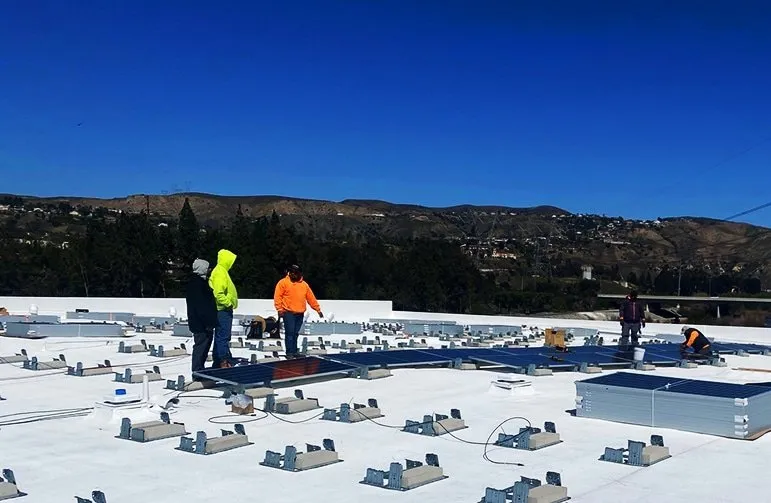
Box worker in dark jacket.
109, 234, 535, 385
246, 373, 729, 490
186, 258, 219, 377
680, 326, 712, 358
619, 290, 646, 349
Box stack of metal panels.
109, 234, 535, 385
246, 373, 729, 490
575, 372, 771, 439
403, 323, 465, 337
555, 327, 599, 338
467, 325, 523, 337
301, 322, 362, 336
66, 311, 135, 323
5, 322, 127, 338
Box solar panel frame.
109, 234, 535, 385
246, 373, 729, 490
192, 356, 358, 387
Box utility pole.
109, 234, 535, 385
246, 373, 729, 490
677, 264, 682, 296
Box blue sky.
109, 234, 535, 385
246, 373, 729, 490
1, 1, 770, 225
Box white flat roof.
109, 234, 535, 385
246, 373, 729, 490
2, 301, 771, 502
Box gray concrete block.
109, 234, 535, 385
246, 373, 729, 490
642, 445, 670, 465
527, 484, 568, 503
127, 371, 162, 383
204, 434, 250, 454
400, 465, 444, 490
0, 355, 28, 364
80, 366, 114, 376
131, 422, 187, 442
636, 364, 656, 371
433, 418, 466, 434
529, 432, 561, 450
0, 481, 20, 500
347, 407, 382, 423
581, 366, 602, 374
530, 368, 553, 376
245, 387, 274, 399
294, 449, 340, 470
365, 369, 392, 380
276, 398, 319, 414
457, 363, 477, 370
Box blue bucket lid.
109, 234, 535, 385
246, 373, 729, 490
115, 389, 127, 395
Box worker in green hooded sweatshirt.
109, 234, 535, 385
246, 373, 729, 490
209, 249, 238, 368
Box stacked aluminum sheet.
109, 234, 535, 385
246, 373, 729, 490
300, 322, 362, 336
467, 324, 523, 336
5, 321, 128, 338
575, 372, 771, 439
402, 322, 465, 337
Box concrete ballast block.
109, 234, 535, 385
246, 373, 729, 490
527, 484, 568, 503
365, 369, 392, 380
457, 363, 477, 370
637, 364, 656, 372
529, 432, 561, 450
294, 449, 340, 470
245, 387, 274, 399
433, 418, 466, 434
581, 366, 602, 374
0, 481, 21, 499
642, 445, 670, 465
276, 398, 319, 414
347, 407, 382, 423
81, 366, 114, 376
132, 422, 187, 442
530, 368, 553, 376
205, 434, 250, 454
400, 465, 444, 490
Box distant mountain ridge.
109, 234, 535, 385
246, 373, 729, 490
2, 192, 770, 283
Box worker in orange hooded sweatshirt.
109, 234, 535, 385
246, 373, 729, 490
274, 264, 323, 358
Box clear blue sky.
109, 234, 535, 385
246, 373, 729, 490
2, 1, 770, 225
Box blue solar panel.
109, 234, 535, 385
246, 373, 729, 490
661, 380, 771, 399
325, 349, 454, 368
193, 356, 357, 386
579, 372, 688, 390
470, 354, 575, 369
579, 372, 771, 399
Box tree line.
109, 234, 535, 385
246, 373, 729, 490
0, 198, 766, 317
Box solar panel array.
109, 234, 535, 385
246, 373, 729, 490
576, 372, 771, 438
322, 342, 723, 371
193, 357, 358, 387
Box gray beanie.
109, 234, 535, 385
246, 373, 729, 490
192, 259, 210, 279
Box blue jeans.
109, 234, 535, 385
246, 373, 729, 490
212, 310, 233, 367
282, 313, 305, 355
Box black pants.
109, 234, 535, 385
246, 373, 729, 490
192, 329, 214, 377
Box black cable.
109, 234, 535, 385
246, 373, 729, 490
208, 412, 268, 424
352, 407, 531, 467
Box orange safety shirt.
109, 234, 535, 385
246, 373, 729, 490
274, 275, 321, 314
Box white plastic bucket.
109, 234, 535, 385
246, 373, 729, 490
633, 347, 646, 362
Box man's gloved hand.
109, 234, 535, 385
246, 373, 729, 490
318, 311, 324, 319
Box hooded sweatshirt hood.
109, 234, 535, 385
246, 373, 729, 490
192, 259, 209, 279
217, 249, 237, 271
209, 249, 238, 310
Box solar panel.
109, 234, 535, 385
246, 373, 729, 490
324, 349, 454, 368
193, 357, 357, 387
579, 372, 689, 390
470, 354, 575, 370
579, 372, 771, 399
662, 380, 771, 399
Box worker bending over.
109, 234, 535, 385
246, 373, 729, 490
680, 326, 712, 359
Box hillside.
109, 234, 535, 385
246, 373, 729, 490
2, 192, 770, 283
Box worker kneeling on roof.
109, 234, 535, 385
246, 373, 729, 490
680, 326, 712, 358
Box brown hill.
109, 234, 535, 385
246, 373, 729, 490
4, 192, 771, 281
